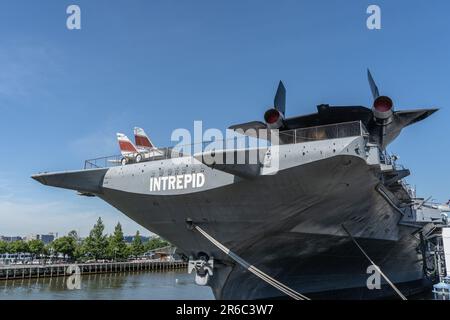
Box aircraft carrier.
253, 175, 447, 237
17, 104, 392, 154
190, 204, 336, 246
32, 71, 442, 299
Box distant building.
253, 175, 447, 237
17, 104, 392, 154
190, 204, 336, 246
0, 236, 22, 242
39, 234, 55, 244
25, 234, 55, 244
124, 235, 153, 244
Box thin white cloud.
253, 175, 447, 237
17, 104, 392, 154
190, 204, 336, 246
0, 179, 14, 200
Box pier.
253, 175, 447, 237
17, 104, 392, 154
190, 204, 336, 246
0, 260, 188, 280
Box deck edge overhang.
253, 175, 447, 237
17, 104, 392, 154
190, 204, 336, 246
31, 168, 108, 194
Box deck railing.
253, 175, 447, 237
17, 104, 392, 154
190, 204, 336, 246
84, 148, 184, 169
277, 120, 368, 145
84, 121, 368, 169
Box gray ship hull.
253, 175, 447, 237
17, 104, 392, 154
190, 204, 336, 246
217, 232, 428, 299
33, 134, 430, 299
97, 154, 426, 299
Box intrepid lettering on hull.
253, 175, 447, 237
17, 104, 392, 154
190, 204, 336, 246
150, 173, 205, 192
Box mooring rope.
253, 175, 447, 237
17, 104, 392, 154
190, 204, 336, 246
341, 224, 407, 300
194, 224, 310, 300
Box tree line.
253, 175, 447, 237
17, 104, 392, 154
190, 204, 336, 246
0, 218, 169, 262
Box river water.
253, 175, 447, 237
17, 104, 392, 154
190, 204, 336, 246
0, 270, 214, 300
0, 270, 436, 300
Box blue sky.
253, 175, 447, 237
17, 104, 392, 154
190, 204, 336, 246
0, 0, 449, 237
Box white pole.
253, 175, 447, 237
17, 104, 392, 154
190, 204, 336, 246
442, 227, 450, 277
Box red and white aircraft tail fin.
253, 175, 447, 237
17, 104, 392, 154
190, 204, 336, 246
117, 133, 139, 156
134, 127, 155, 150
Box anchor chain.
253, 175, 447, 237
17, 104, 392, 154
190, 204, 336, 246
191, 223, 310, 300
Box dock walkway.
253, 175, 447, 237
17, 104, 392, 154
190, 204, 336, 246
0, 260, 187, 280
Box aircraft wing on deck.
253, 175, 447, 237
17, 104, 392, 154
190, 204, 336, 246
228, 121, 272, 140
395, 108, 438, 127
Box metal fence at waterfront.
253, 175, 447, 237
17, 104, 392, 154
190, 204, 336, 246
0, 260, 188, 280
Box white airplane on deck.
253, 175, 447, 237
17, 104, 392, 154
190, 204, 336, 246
116, 127, 163, 165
